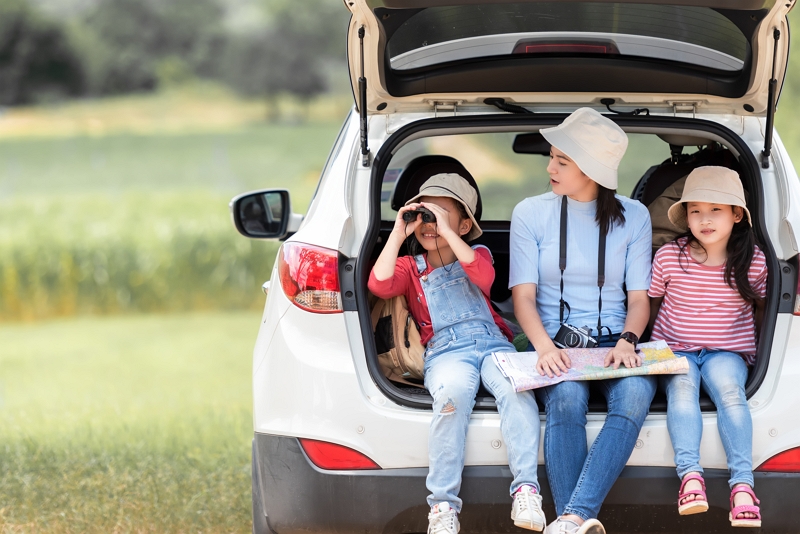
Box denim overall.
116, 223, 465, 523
415, 253, 541, 512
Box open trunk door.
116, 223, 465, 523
344, 0, 794, 116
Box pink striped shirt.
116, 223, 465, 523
648, 238, 767, 363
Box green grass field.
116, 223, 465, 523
0, 90, 343, 531
0, 311, 260, 533
0, 122, 342, 199
0, 118, 344, 321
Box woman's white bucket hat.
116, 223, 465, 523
667, 166, 752, 231
540, 107, 628, 190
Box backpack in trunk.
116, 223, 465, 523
369, 293, 425, 386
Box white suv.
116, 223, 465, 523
231, 1, 800, 533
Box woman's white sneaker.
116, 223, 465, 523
543, 518, 605, 534
511, 485, 546, 531
428, 503, 460, 534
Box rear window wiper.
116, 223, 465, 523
484, 98, 534, 115
601, 98, 650, 117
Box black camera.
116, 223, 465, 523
553, 323, 598, 349
402, 207, 436, 223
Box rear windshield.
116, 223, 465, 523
381, 132, 669, 222
382, 3, 748, 72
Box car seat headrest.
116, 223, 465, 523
657, 133, 711, 147
390, 155, 482, 221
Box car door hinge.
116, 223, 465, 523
778, 260, 797, 313
426, 100, 465, 117
338, 256, 358, 311
670, 101, 698, 117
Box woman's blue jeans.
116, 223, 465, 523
534, 336, 656, 521
661, 350, 754, 489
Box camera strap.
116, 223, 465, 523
558, 196, 607, 337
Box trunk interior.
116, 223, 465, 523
358, 113, 787, 413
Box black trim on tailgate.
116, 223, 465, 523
386, 56, 751, 99
254, 433, 800, 534
356, 113, 779, 411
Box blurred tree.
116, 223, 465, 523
220, 0, 349, 119
79, 0, 226, 94
2, 0, 351, 106
0, 0, 86, 105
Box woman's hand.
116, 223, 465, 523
604, 339, 642, 369
536, 342, 572, 378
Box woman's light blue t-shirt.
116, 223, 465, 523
509, 192, 652, 338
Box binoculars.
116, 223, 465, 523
402, 207, 436, 223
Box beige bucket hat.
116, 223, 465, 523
405, 173, 482, 241
667, 166, 751, 231
540, 107, 628, 190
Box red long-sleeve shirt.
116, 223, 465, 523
368, 246, 513, 345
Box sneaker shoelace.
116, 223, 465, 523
430, 510, 456, 534
516, 490, 532, 514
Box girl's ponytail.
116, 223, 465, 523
725, 219, 759, 302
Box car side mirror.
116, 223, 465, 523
230, 189, 303, 240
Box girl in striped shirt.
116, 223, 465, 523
648, 166, 766, 528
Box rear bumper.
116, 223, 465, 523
254, 433, 800, 534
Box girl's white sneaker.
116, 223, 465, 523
511, 485, 546, 531
428, 503, 460, 534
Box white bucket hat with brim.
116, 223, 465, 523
540, 107, 628, 190
667, 166, 751, 231
405, 173, 482, 241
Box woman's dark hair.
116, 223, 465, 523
675, 205, 759, 302
404, 197, 472, 257
596, 186, 626, 235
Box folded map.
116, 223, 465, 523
492, 340, 689, 392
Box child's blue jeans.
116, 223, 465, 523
661, 349, 754, 489
423, 323, 541, 513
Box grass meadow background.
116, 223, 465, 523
0, 86, 348, 533
5, 14, 800, 530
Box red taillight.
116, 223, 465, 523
278, 242, 342, 313
299, 438, 380, 470
512, 41, 619, 55
756, 447, 800, 472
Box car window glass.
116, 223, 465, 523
382, 132, 669, 221
382, 3, 748, 73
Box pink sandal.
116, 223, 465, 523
678, 473, 709, 515
729, 485, 761, 528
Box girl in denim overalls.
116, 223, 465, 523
369, 173, 545, 534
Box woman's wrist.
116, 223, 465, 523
532, 336, 558, 354
615, 337, 637, 352
618, 331, 639, 348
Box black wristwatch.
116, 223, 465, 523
619, 331, 639, 348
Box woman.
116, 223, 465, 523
509, 108, 654, 534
